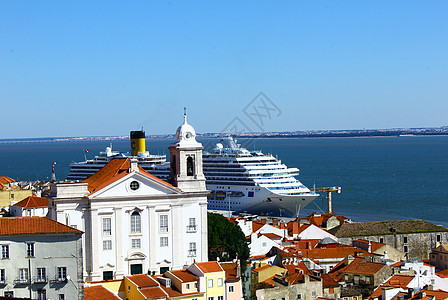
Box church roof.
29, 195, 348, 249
82, 157, 175, 195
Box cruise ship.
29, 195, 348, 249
67, 132, 318, 217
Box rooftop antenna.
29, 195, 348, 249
183, 107, 187, 123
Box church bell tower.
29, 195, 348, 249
169, 109, 206, 192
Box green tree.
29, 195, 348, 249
208, 212, 250, 270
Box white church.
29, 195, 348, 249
48, 115, 209, 281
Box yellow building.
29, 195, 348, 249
125, 273, 204, 300
0, 176, 32, 208
250, 265, 287, 297
187, 261, 226, 300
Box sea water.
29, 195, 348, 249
0, 136, 447, 227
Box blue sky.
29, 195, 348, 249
1, 1, 447, 139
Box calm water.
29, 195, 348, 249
1, 136, 447, 227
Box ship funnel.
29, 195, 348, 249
130, 130, 146, 156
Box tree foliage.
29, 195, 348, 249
208, 212, 250, 269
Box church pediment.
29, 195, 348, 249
89, 172, 180, 199
126, 252, 146, 261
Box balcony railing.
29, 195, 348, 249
50, 276, 67, 284
33, 276, 48, 283
13, 277, 30, 285
186, 225, 197, 232
188, 250, 197, 257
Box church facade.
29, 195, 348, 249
48, 115, 209, 281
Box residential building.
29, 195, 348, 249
0, 176, 32, 208
334, 220, 448, 260
187, 261, 226, 300
255, 273, 323, 300
430, 244, 448, 271
85, 284, 121, 300
321, 274, 341, 299
220, 261, 243, 300
0, 216, 83, 299
49, 116, 209, 281
250, 264, 287, 298
9, 195, 50, 217
352, 239, 406, 262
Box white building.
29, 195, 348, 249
49, 115, 209, 281
0, 217, 83, 299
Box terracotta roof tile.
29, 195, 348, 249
195, 261, 223, 273
82, 157, 174, 195
424, 289, 448, 300
166, 269, 198, 282
252, 221, 264, 233
321, 274, 340, 288
0, 217, 82, 236
220, 262, 238, 280
0, 176, 15, 184
302, 246, 373, 260
140, 286, 167, 299
84, 285, 121, 300
436, 269, 448, 278
13, 195, 48, 208
127, 274, 159, 288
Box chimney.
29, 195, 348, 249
280, 223, 286, 229
236, 259, 241, 278
273, 219, 278, 227
261, 219, 267, 224
368, 241, 372, 253
130, 158, 139, 172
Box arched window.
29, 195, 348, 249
187, 156, 194, 176
131, 211, 141, 233
170, 155, 176, 175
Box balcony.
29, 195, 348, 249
13, 277, 30, 285
50, 276, 67, 284
33, 276, 48, 284
186, 225, 197, 233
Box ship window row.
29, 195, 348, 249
207, 181, 256, 186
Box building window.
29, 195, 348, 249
26, 242, 35, 257
186, 283, 190, 289
36, 267, 46, 282
403, 236, 408, 244
103, 218, 111, 236
344, 274, 348, 281
194, 282, 198, 289
1, 245, 9, 259
404, 245, 409, 253
103, 240, 112, 250
229, 285, 234, 292
132, 239, 141, 249
59, 295, 65, 300
189, 242, 197, 256
37, 289, 46, 300
218, 277, 223, 287
103, 271, 113, 280
187, 156, 194, 176
4, 291, 13, 297
208, 279, 213, 288
160, 237, 168, 247
218, 296, 224, 300
19, 268, 29, 283
57, 267, 67, 281
0, 269, 5, 283
208, 297, 214, 300
131, 211, 141, 233
130, 181, 140, 191
437, 234, 441, 242
160, 215, 168, 233
297, 294, 302, 300
312, 291, 316, 297
379, 237, 384, 243
188, 218, 197, 231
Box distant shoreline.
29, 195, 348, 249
1, 127, 447, 144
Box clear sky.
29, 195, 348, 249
1, 1, 447, 139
